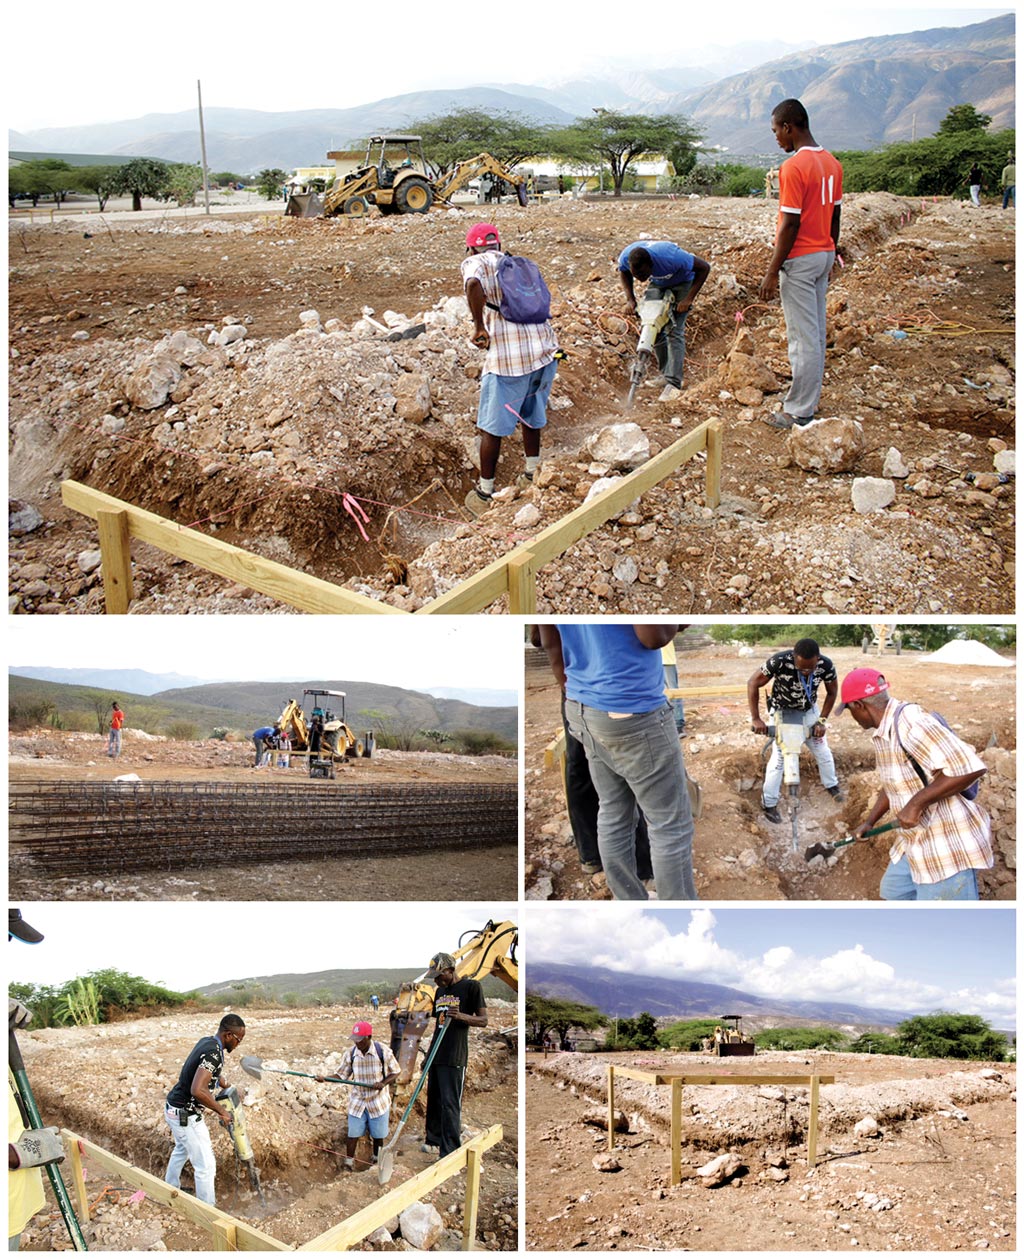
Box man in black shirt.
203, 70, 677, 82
748, 637, 842, 824
164, 1014, 245, 1205
421, 953, 487, 1158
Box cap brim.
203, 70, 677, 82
9, 918, 44, 943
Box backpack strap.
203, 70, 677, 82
892, 702, 929, 789
373, 1041, 386, 1077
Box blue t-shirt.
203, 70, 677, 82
559, 625, 667, 713
618, 241, 696, 290
253, 726, 275, 740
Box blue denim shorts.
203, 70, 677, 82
347, 1109, 389, 1139
477, 360, 557, 436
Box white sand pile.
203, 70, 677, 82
923, 640, 1014, 667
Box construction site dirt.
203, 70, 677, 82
8, 193, 1014, 616
524, 641, 1016, 901
9, 731, 517, 901
15, 1004, 518, 1252
525, 1047, 1015, 1252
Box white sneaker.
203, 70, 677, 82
658, 384, 682, 402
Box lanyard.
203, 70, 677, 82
798, 670, 816, 707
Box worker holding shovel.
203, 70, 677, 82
421, 953, 487, 1158
315, 1022, 399, 1172
836, 668, 993, 899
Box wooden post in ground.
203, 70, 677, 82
212, 1220, 237, 1250
507, 552, 537, 615
705, 420, 723, 509
96, 508, 134, 614
67, 1138, 90, 1223
462, 1147, 482, 1250
607, 1066, 616, 1152
808, 1074, 820, 1167
670, 1078, 682, 1185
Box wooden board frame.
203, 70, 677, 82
605, 1068, 836, 1181
60, 418, 722, 615
61, 1123, 503, 1252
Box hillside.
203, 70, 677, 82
10, 666, 207, 694
199, 966, 515, 1004
8, 674, 517, 743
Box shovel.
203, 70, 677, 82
377, 1016, 450, 1186
240, 1056, 377, 1088
804, 820, 899, 863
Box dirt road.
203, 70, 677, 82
525, 641, 1015, 900
526, 1048, 1015, 1251
8, 193, 1014, 615
16, 1004, 518, 1252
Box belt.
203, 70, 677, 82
166, 1104, 201, 1122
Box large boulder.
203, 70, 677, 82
399, 1202, 444, 1250
697, 1152, 743, 1186
582, 1107, 629, 1133
124, 354, 183, 410
393, 372, 432, 422
725, 352, 780, 393
787, 417, 865, 473
852, 477, 896, 513
583, 423, 650, 470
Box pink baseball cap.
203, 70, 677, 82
350, 1021, 373, 1039
836, 668, 889, 713
466, 222, 500, 249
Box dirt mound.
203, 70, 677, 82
923, 639, 1014, 666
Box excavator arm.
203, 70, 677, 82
433, 153, 528, 205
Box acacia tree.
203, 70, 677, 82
9, 159, 74, 207
407, 107, 549, 174
897, 1012, 1008, 1060
113, 158, 170, 210
525, 994, 606, 1048
164, 163, 203, 207
938, 103, 993, 135
73, 165, 121, 211
549, 110, 703, 196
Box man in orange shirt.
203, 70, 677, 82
759, 99, 843, 428
108, 701, 125, 759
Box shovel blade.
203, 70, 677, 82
377, 1148, 395, 1185
240, 1055, 264, 1080
804, 843, 834, 862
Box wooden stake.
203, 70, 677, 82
96, 508, 134, 614
808, 1074, 820, 1167
462, 1147, 482, 1251
507, 553, 536, 615
67, 1137, 90, 1223
607, 1066, 615, 1152
670, 1078, 682, 1185
213, 1220, 237, 1251
705, 419, 723, 509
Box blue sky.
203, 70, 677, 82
525, 906, 1016, 1023
9, 3, 1011, 130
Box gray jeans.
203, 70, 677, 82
564, 700, 697, 901
645, 282, 692, 388
779, 250, 834, 419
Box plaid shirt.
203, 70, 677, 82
337, 1041, 400, 1118
461, 250, 558, 378
871, 699, 993, 884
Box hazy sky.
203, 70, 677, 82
8, 3, 1011, 131
7, 616, 521, 692
526, 906, 1017, 1022
9, 902, 519, 991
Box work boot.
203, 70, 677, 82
516, 471, 535, 490
420, 1142, 438, 1154
762, 803, 782, 824
580, 861, 602, 876
826, 784, 846, 802
763, 411, 796, 429
464, 487, 493, 517
343, 1157, 354, 1171
659, 383, 682, 402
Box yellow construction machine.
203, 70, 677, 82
321, 136, 528, 218
712, 1015, 756, 1057
277, 688, 374, 779
390, 919, 518, 1083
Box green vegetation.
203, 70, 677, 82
848, 1031, 902, 1054
657, 1017, 723, 1049
548, 110, 703, 197
10, 969, 195, 1029
895, 1013, 1008, 1061
405, 108, 550, 174
164, 163, 204, 208
605, 1011, 659, 1050
71, 164, 121, 211
706, 624, 1013, 651
525, 994, 606, 1047
9, 159, 76, 207
257, 168, 288, 200
112, 158, 172, 211
165, 719, 200, 741
755, 1026, 848, 1051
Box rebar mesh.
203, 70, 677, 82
9, 780, 517, 874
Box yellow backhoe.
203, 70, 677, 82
277, 688, 374, 779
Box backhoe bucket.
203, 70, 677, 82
285, 192, 323, 218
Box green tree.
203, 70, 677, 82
257, 168, 288, 200
605, 1010, 660, 1050
82, 690, 112, 735
755, 1026, 848, 1051
848, 1031, 902, 1054
407, 108, 549, 174
658, 1018, 724, 1049
211, 170, 245, 186
896, 1012, 1008, 1061
166, 719, 200, 740
73, 164, 121, 211
164, 163, 203, 207
454, 729, 516, 756
113, 158, 171, 211
9, 159, 74, 207
56, 978, 102, 1027
549, 110, 702, 197
938, 104, 992, 135
525, 993, 606, 1048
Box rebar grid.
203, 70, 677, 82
9, 780, 517, 874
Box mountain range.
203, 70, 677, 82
8, 15, 1013, 171
199, 967, 516, 1004
529, 962, 915, 1031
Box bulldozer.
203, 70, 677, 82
389, 919, 518, 1084
276, 689, 374, 779
712, 1015, 756, 1057
320, 136, 528, 218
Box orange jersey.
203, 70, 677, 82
110, 710, 124, 730
777, 146, 843, 257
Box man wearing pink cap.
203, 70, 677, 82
317, 1022, 399, 1171
837, 667, 993, 899
461, 222, 559, 515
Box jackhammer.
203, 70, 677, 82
625, 291, 673, 407
766, 710, 808, 851
215, 1086, 266, 1206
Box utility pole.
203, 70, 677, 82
197, 79, 211, 215
912, 112, 917, 142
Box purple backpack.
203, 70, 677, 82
893, 703, 982, 800
488, 254, 551, 324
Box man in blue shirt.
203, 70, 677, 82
539, 624, 697, 900
252, 724, 280, 768
619, 241, 711, 401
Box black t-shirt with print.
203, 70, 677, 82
430, 978, 486, 1069
761, 651, 836, 713
167, 1035, 224, 1114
